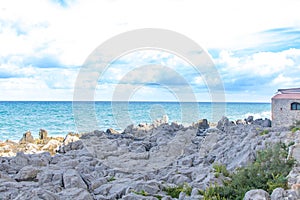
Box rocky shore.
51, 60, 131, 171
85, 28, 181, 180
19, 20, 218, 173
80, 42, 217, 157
0, 116, 300, 199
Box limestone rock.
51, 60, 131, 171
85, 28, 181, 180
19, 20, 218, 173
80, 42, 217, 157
15, 165, 41, 181
63, 169, 87, 189
58, 188, 93, 200
271, 188, 286, 200
19, 131, 34, 144
244, 189, 270, 200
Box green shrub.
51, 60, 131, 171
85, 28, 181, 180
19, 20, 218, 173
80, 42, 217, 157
259, 130, 269, 135
201, 142, 295, 200
291, 127, 300, 133
107, 176, 116, 182
213, 163, 230, 177
163, 183, 192, 198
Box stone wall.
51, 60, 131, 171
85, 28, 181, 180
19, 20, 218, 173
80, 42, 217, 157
272, 98, 300, 127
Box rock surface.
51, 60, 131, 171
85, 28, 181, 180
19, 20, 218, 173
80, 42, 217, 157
0, 116, 299, 199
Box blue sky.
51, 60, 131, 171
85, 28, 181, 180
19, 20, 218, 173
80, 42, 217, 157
0, 0, 300, 102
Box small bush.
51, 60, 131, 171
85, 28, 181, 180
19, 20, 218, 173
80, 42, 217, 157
201, 142, 295, 200
213, 163, 230, 177
163, 183, 192, 198
259, 130, 269, 135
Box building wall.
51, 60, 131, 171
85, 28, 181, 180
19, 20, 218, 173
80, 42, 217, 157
272, 98, 300, 127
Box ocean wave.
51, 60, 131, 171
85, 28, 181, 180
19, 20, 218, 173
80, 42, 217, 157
242, 111, 271, 120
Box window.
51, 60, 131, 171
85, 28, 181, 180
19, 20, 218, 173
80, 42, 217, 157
291, 102, 300, 110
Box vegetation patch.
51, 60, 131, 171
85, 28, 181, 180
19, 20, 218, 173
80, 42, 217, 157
163, 183, 192, 198
291, 127, 300, 133
213, 163, 230, 178
259, 130, 269, 135
107, 176, 116, 182
199, 142, 295, 200
133, 190, 162, 199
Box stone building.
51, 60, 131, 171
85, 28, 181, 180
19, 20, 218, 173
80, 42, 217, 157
272, 88, 300, 127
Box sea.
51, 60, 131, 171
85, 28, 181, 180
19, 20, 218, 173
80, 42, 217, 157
0, 101, 271, 141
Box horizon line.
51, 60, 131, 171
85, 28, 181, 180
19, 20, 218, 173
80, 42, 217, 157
0, 100, 271, 104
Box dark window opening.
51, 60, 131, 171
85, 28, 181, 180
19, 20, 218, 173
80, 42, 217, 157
291, 102, 300, 110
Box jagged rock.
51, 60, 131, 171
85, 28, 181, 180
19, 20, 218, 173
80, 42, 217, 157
39, 129, 48, 140
58, 188, 93, 200
217, 116, 235, 132
15, 165, 41, 181
10, 152, 29, 171
245, 116, 254, 124
29, 152, 51, 167
123, 124, 134, 134
37, 169, 63, 186
63, 169, 87, 189
244, 189, 270, 200
133, 180, 162, 194
1, 116, 300, 199
19, 131, 34, 144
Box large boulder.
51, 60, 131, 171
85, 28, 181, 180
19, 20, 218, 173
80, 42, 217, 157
244, 189, 270, 200
19, 131, 34, 144
15, 165, 41, 181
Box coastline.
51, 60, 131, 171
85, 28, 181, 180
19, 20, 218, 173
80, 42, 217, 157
1, 115, 300, 199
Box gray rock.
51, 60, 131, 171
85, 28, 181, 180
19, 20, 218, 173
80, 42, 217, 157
19, 131, 34, 144
262, 119, 272, 127
122, 193, 159, 200
15, 165, 41, 181
217, 116, 234, 132
286, 189, 299, 200
133, 180, 162, 195
271, 188, 285, 200
244, 189, 270, 200
10, 152, 29, 171
58, 188, 93, 200
246, 116, 254, 124
63, 169, 87, 189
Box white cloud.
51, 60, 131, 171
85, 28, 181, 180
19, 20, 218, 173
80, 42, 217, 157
217, 48, 300, 77
1, 0, 300, 101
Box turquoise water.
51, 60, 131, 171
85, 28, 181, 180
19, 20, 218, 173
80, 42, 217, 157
0, 101, 271, 141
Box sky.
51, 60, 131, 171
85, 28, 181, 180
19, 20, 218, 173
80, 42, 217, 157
0, 0, 300, 102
